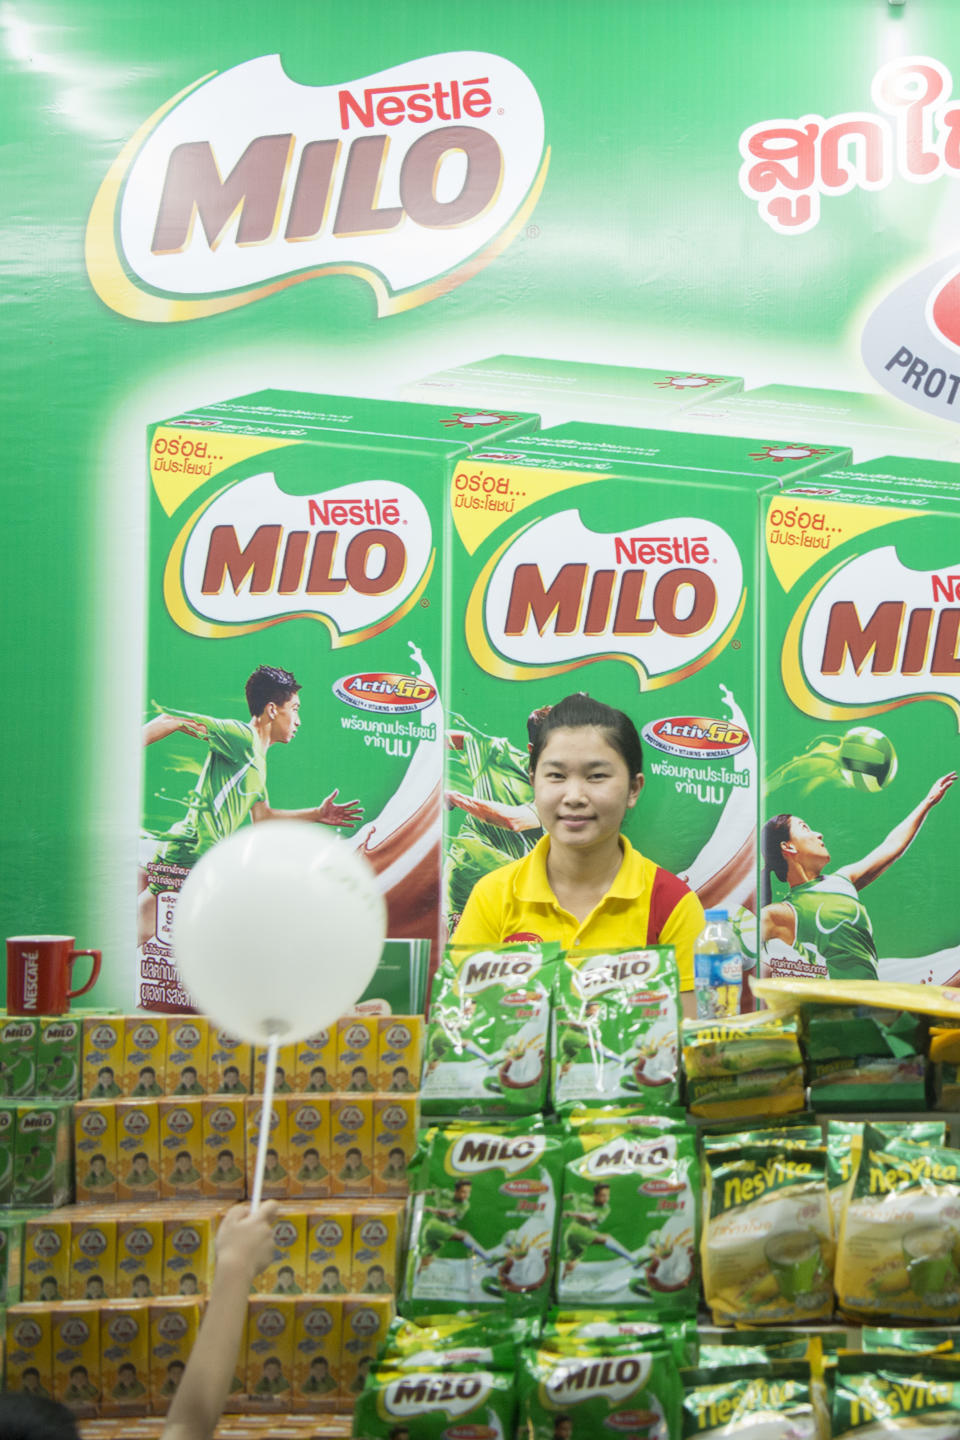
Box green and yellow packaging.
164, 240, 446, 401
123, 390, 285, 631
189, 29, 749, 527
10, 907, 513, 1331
13, 1100, 72, 1207
681, 1361, 817, 1440
353, 1363, 514, 1437
833, 1354, 960, 1440
37, 1018, 82, 1099
0, 1019, 38, 1098
519, 1342, 680, 1440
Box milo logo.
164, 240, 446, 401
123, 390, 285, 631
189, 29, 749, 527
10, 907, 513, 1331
272, 1220, 298, 1250
467, 510, 743, 684
122, 1228, 154, 1258
582, 1137, 674, 1178
122, 1109, 151, 1137
383, 1373, 490, 1419
156, 1312, 189, 1342
449, 1131, 545, 1176
3, 1023, 34, 1042
208, 1107, 237, 1134
171, 1226, 201, 1256
164, 1108, 195, 1136
32, 1228, 62, 1259
293, 1104, 322, 1132
60, 1317, 92, 1347
107, 1314, 140, 1344
303, 1306, 333, 1339
359, 1219, 388, 1248
255, 1307, 287, 1340
336, 1105, 365, 1133
78, 1228, 108, 1258
13, 1318, 42, 1348
86, 51, 547, 323
546, 1354, 651, 1407
80, 1111, 107, 1138
20, 1111, 55, 1133
89, 1023, 118, 1049
575, 951, 659, 998
166, 476, 433, 642
314, 1220, 344, 1247
43, 1022, 78, 1042
380, 1106, 407, 1133
461, 953, 538, 991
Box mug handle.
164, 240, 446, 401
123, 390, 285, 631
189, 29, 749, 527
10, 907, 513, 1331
66, 949, 102, 1000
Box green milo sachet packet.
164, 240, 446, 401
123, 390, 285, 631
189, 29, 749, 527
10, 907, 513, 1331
520, 1342, 681, 1440
404, 1121, 564, 1315
421, 943, 560, 1117
381, 1313, 538, 1370
862, 1326, 960, 1353
542, 1313, 696, 1366
682, 1361, 816, 1440
553, 947, 680, 1111
557, 1124, 699, 1315
353, 1365, 517, 1438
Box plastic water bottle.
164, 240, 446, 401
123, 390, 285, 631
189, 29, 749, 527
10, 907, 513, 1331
694, 908, 743, 1018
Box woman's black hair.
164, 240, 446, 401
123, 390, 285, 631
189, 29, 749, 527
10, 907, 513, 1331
527, 694, 643, 777
760, 813, 793, 907
0, 1395, 80, 1440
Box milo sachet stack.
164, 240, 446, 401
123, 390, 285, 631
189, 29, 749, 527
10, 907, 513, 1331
801, 1003, 927, 1110
682, 1012, 804, 1121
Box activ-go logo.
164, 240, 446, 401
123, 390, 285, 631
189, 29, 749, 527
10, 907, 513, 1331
165, 475, 433, 642
465, 512, 744, 685
86, 51, 548, 323
643, 716, 751, 760
784, 546, 960, 725
333, 672, 438, 714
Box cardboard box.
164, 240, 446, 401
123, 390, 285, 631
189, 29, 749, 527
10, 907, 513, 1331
116, 1100, 162, 1201
372, 1095, 417, 1197
291, 1298, 342, 1413
23, 1214, 71, 1301
335, 1017, 377, 1094
148, 1298, 200, 1414
202, 1097, 247, 1199
254, 1042, 297, 1096
117, 1215, 164, 1300
163, 1211, 216, 1296
75, 1100, 119, 1203
70, 1215, 117, 1300
14, 1100, 72, 1206
253, 1208, 307, 1295
5, 1302, 53, 1398
329, 1098, 372, 1197
166, 1017, 209, 1096
306, 1209, 352, 1296
293, 1031, 336, 1095
286, 1098, 330, 1199
208, 1029, 253, 1096
376, 1015, 423, 1092
125, 1017, 167, 1097
350, 1204, 403, 1294
37, 1016, 83, 1099
245, 1096, 288, 1199
0, 1018, 38, 1097
245, 1297, 295, 1410
52, 1302, 101, 1418
82, 1017, 125, 1099
158, 1098, 204, 1198
100, 1303, 150, 1416
339, 1297, 393, 1401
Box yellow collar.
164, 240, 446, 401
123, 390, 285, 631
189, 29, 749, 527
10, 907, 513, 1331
515, 833, 648, 904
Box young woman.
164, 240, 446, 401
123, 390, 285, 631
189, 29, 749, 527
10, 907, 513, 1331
760, 771, 956, 980
453, 694, 704, 991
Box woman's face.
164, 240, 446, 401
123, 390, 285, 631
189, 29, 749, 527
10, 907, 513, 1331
532, 726, 641, 853
787, 816, 830, 872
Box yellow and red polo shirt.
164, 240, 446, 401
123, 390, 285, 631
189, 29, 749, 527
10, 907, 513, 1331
452, 834, 702, 990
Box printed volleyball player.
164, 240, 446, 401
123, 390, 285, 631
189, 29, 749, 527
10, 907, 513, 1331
760, 771, 956, 981
138, 665, 363, 945
453, 695, 704, 994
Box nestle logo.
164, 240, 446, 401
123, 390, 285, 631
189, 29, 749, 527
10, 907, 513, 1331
613, 534, 710, 566
338, 77, 492, 130
307, 496, 400, 527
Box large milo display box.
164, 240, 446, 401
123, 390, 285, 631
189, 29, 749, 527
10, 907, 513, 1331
140, 391, 539, 1013
400, 352, 744, 427
758, 460, 960, 988
443, 422, 851, 994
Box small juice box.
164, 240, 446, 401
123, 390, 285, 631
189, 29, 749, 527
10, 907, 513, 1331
149, 1298, 200, 1414
23, 1214, 71, 1301
5, 1302, 53, 1398
372, 1095, 418, 1196
15, 1100, 72, 1206
158, 1098, 204, 1198
37, 1016, 83, 1099
350, 1207, 402, 1294
293, 1030, 336, 1094
287, 1098, 330, 1199
165, 1017, 209, 1096
377, 1016, 423, 1092
116, 1100, 161, 1201
125, 1017, 167, 1097
335, 1017, 376, 1093
306, 1209, 352, 1295
52, 1303, 102, 1417
202, 1097, 246, 1199
246, 1297, 295, 1410
340, 1297, 393, 1402
0, 1017, 38, 1097
74, 1099, 119, 1202
100, 1303, 150, 1416
70, 1215, 117, 1300
208, 1028, 253, 1096
245, 1096, 288, 1199
163, 1212, 215, 1297
82, 1017, 124, 1099
254, 1042, 297, 1095
117, 1216, 164, 1300
329, 1097, 373, 1198
253, 1208, 308, 1296
292, 1298, 342, 1413
0, 1104, 14, 1204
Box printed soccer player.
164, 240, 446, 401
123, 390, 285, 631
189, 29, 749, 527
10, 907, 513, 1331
84, 1273, 106, 1300
139, 665, 363, 945
17, 1142, 54, 1198
275, 1264, 301, 1294
381, 1146, 408, 1185
560, 1182, 646, 1278
339, 1146, 370, 1183
318, 1264, 347, 1294
365, 1263, 392, 1294
306, 1065, 332, 1093
424, 997, 486, 1073
417, 1178, 499, 1271
126, 1151, 158, 1188
388, 1065, 416, 1092
760, 772, 957, 981
554, 1419, 575, 1440
170, 1150, 201, 1186
556, 1001, 616, 1077
174, 1065, 203, 1096
89, 1065, 121, 1098
84, 1153, 114, 1189
132, 1064, 163, 1097
297, 1147, 326, 1183
112, 1361, 146, 1399
220, 1064, 247, 1094
303, 1355, 337, 1394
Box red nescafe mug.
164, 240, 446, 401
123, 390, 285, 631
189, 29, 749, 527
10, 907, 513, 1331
6, 936, 102, 1015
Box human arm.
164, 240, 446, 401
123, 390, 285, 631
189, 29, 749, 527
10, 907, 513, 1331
161, 1200, 278, 1440
760, 901, 798, 948
445, 791, 540, 832
845, 772, 957, 890
251, 790, 363, 828
143, 714, 210, 747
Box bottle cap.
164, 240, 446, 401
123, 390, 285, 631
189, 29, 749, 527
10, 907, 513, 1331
704, 908, 728, 921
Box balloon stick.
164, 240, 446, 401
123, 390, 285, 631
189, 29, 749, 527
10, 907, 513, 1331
250, 1033, 281, 1214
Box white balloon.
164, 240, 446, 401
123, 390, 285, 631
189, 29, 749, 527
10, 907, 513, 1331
172, 821, 386, 1045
